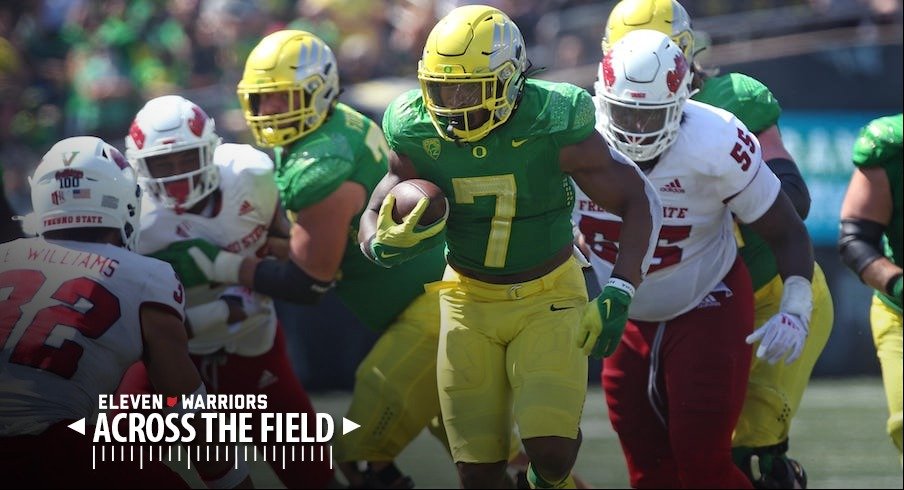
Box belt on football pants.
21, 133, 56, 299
426, 255, 577, 301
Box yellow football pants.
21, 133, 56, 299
333, 290, 443, 462
433, 257, 589, 463
733, 264, 833, 448
870, 296, 903, 461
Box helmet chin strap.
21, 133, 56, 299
445, 118, 466, 146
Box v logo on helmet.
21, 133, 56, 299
62, 151, 79, 166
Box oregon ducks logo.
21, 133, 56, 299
423, 138, 441, 160
472, 146, 487, 159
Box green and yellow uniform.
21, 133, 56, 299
384, 79, 593, 463
694, 73, 835, 449
276, 102, 448, 461
851, 113, 903, 456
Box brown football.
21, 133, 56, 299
389, 178, 447, 226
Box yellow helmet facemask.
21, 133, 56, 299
237, 30, 340, 148
603, 0, 696, 64
418, 5, 527, 143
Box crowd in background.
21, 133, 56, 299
0, 0, 897, 215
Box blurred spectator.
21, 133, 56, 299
0, 3, 900, 386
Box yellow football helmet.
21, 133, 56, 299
603, 0, 695, 64
237, 30, 340, 147
418, 5, 527, 143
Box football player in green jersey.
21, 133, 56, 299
234, 29, 453, 488
359, 5, 662, 488
839, 113, 903, 464
602, 1, 834, 486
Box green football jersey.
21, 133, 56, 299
852, 113, 903, 312
275, 103, 447, 331
383, 79, 595, 276
693, 72, 784, 291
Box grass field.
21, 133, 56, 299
185, 377, 902, 488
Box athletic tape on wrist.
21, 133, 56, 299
606, 277, 636, 298
780, 275, 812, 325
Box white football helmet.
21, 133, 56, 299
125, 95, 221, 212
595, 29, 692, 162
28, 136, 142, 250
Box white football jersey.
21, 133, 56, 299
575, 100, 781, 321
138, 143, 280, 356
0, 238, 185, 435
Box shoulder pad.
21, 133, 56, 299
852, 114, 903, 168
276, 140, 356, 212
693, 73, 780, 134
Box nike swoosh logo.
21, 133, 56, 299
550, 304, 574, 311
511, 139, 528, 147
602, 298, 612, 318
379, 251, 401, 259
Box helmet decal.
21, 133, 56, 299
187, 106, 208, 137
667, 53, 688, 94
602, 51, 616, 87
128, 120, 145, 149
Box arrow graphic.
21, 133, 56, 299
342, 417, 360, 435
68, 418, 86, 435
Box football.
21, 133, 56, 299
389, 178, 447, 226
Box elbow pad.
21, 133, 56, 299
253, 258, 335, 304
838, 218, 885, 277
766, 157, 811, 219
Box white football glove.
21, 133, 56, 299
746, 276, 813, 365
187, 246, 245, 284
746, 312, 808, 365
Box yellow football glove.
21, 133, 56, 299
366, 194, 446, 267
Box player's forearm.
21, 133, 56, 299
238, 256, 261, 289
250, 257, 335, 304
860, 257, 903, 295
358, 208, 379, 244
764, 217, 814, 282
750, 192, 814, 281
611, 193, 660, 287
770, 232, 814, 283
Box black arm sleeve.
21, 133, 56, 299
838, 218, 886, 278
252, 258, 335, 304
766, 157, 811, 219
